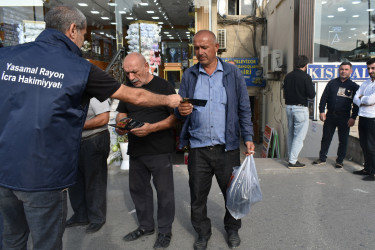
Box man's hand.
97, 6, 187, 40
347, 118, 355, 127
319, 113, 326, 122
167, 94, 183, 108
115, 127, 128, 135
178, 101, 193, 116
130, 123, 153, 137
244, 141, 255, 156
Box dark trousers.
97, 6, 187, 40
319, 113, 350, 163
0, 187, 67, 250
129, 153, 175, 234
68, 130, 110, 224
359, 117, 375, 174
188, 145, 241, 237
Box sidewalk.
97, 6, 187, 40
62, 154, 374, 250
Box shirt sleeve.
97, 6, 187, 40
91, 98, 110, 115
116, 100, 128, 113
85, 65, 121, 102
353, 83, 364, 107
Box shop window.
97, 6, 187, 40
314, 0, 375, 62
228, 0, 253, 16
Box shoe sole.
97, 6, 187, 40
312, 162, 326, 165
65, 221, 89, 228
287, 166, 305, 169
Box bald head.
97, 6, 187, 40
123, 52, 152, 87
193, 30, 217, 44
124, 52, 146, 66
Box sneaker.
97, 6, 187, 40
288, 161, 306, 169
312, 159, 326, 165
153, 232, 172, 249
335, 162, 343, 168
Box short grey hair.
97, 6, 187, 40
45, 6, 86, 33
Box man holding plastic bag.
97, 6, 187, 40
176, 30, 255, 250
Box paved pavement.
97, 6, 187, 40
62, 152, 375, 250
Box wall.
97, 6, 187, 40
264, 0, 295, 157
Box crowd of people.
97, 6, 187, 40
1, 4, 375, 250
284, 55, 375, 181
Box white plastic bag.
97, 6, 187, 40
226, 155, 262, 219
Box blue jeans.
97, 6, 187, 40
319, 113, 350, 163
0, 186, 67, 250
286, 105, 309, 164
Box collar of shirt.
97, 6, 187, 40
198, 58, 223, 75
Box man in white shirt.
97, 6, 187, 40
353, 58, 375, 181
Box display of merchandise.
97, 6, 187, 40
0, 23, 19, 46
0, 6, 44, 47
22, 20, 45, 43
125, 21, 161, 76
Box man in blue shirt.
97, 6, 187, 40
176, 30, 254, 250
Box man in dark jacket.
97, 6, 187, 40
0, 6, 181, 250
176, 30, 254, 250
312, 62, 359, 168
284, 55, 316, 169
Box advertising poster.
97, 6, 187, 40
222, 57, 266, 87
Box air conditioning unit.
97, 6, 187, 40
217, 29, 227, 49
269, 49, 283, 72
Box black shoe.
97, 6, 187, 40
193, 235, 211, 250
65, 215, 89, 228
153, 232, 172, 249
353, 169, 370, 175
312, 159, 326, 165
362, 174, 375, 181
288, 161, 305, 169
227, 229, 241, 249
123, 228, 155, 242
85, 223, 104, 234
335, 162, 343, 168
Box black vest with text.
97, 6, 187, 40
0, 29, 92, 191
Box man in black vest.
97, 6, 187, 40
0, 6, 181, 250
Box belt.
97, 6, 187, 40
295, 104, 307, 107
202, 144, 225, 150
81, 129, 109, 142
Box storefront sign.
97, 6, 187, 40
307, 64, 369, 81
222, 58, 266, 87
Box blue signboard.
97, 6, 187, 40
222, 57, 266, 87
307, 64, 369, 81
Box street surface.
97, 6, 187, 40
62, 156, 375, 250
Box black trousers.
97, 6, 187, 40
188, 145, 241, 237
359, 117, 375, 174
68, 130, 110, 224
129, 153, 175, 234
319, 113, 350, 163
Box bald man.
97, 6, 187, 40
175, 30, 254, 250
116, 52, 178, 249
